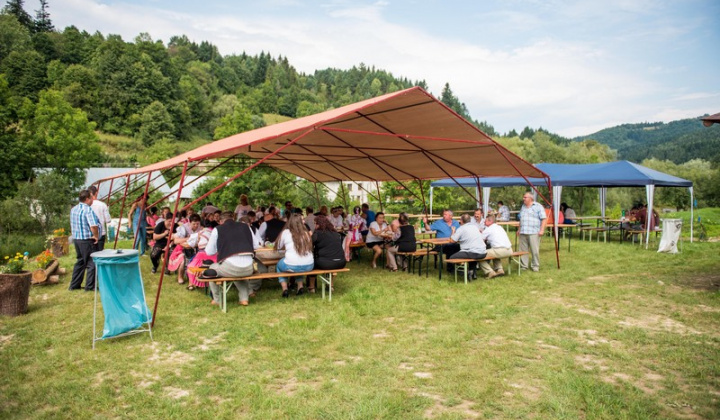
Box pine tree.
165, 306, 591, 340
2, 0, 32, 29
34, 0, 53, 32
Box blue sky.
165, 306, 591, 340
48, 0, 720, 136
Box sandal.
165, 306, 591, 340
308, 288, 316, 294
186, 285, 195, 291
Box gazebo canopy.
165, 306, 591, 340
99, 87, 546, 184
430, 161, 693, 188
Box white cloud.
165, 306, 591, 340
50, 0, 715, 137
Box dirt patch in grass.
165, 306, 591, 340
675, 274, 720, 292
193, 331, 227, 351
618, 315, 702, 335
0, 334, 14, 350
506, 380, 543, 401
416, 391, 480, 419
146, 342, 195, 365
164, 386, 190, 399
270, 376, 322, 397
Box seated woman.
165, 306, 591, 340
366, 212, 391, 269
168, 213, 203, 284
386, 213, 416, 272
307, 215, 346, 293
560, 203, 576, 224
275, 213, 314, 297
184, 225, 214, 291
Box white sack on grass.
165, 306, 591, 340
658, 219, 682, 254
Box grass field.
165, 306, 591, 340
1, 236, 719, 419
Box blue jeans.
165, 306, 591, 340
276, 258, 313, 284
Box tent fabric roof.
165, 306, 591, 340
701, 112, 720, 126
431, 161, 693, 188
98, 87, 546, 184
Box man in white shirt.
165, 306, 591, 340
304, 206, 316, 231
468, 208, 486, 232
88, 186, 112, 251
448, 213, 487, 280
479, 214, 514, 278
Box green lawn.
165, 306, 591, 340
1, 237, 719, 419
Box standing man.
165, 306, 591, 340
448, 213, 487, 280
69, 190, 100, 291
518, 192, 547, 272
88, 186, 111, 251
479, 215, 513, 278
423, 209, 461, 271
361, 203, 375, 238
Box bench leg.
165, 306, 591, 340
222, 282, 233, 313
319, 273, 332, 301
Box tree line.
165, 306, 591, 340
1, 0, 719, 240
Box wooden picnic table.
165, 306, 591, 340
418, 237, 452, 280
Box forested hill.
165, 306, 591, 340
574, 117, 720, 164
0, 6, 497, 199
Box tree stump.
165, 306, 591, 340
50, 236, 69, 258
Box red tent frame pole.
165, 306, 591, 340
266, 165, 319, 204
151, 160, 189, 328
104, 178, 114, 204
113, 175, 132, 249
313, 182, 322, 208
146, 157, 235, 209
109, 172, 166, 208
339, 181, 348, 209
132, 172, 153, 250
181, 129, 316, 212
375, 181, 384, 212
474, 176, 482, 209
417, 179, 428, 214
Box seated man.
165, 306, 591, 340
257, 206, 285, 244
423, 209, 460, 272
479, 214, 513, 278
497, 201, 510, 222
468, 208, 486, 232
203, 211, 260, 307
448, 213, 487, 280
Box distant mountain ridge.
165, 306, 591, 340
573, 117, 720, 164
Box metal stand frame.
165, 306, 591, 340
92, 262, 153, 349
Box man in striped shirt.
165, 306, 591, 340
69, 190, 100, 291
518, 192, 547, 272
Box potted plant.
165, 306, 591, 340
0, 252, 32, 316
49, 228, 69, 258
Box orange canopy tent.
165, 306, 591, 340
94, 86, 556, 325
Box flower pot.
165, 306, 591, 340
50, 236, 69, 258
0, 271, 32, 316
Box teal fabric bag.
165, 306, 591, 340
93, 251, 151, 339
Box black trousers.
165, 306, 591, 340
435, 243, 460, 271
449, 250, 487, 270
70, 239, 96, 290
97, 235, 106, 251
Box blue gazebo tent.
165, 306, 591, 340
430, 161, 694, 247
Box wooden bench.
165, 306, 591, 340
580, 226, 608, 242
194, 268, 350, 312
444, 251, 530, 284
395, 249, 439, 277
349, 241, 366, 262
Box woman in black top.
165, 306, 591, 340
386, 213, 416, 271
307, 215, 346, 293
